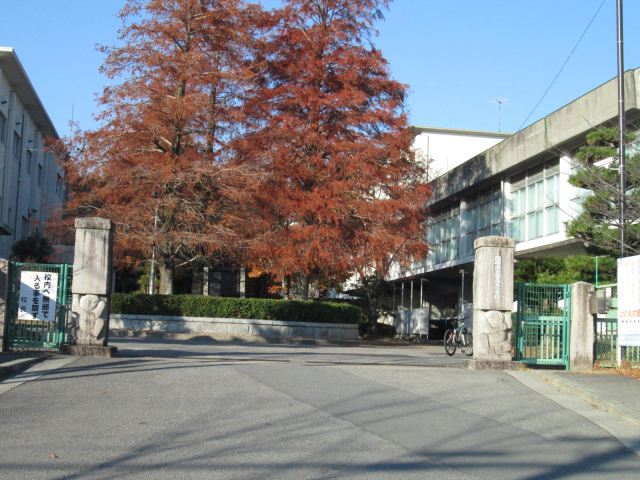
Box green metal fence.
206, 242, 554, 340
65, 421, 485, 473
515, 283, 570, 368
3, 262, 72, 351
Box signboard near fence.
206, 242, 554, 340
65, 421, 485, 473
617, 255, 640, 363
17, 271, 59, 322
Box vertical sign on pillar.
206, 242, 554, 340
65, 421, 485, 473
617, 255, 640, 364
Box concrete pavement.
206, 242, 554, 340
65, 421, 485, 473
0, 352, 50, 381
0, 339, 638, 479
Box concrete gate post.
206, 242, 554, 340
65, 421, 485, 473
466, 236, 519, 370
569, 282, 596, 371
68, 217, 115, 355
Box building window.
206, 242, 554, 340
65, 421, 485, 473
13, 131, 21, 160
0, 111, 7, 144
510, 162, 560, 242
428, 207, 460, 265
26, 149, 33, 174
460, 188, 502, 258
37, 164, 43, 187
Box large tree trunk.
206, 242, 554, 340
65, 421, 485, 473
159, 260, 174, 295
301, 274, 310, 300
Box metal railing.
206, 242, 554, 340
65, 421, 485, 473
4, 262, 72, 350
515, 283, 570, 367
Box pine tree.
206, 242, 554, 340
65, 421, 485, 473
568, 127, 640, 256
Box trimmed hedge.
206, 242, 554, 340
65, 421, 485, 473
110, 294, 362, 325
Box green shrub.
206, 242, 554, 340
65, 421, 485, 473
110, 294, 361, 324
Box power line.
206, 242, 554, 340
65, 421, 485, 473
518, 0, 608, 131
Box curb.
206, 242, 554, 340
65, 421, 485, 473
535, 371, 640, 428
0, 355, 50, 381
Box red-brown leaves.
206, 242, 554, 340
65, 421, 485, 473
62, 0, 263, 292
59, 0, 429, 294
238, 0, 430, 285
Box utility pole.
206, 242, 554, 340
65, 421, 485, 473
617, 0, 626, 257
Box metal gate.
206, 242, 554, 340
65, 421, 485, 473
515, 283, 570, 368
3, 262, 72, 351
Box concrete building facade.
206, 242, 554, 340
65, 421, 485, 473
0, 47, 64, 259
391, 69, 640, 325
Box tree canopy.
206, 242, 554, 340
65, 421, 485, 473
567, 127, 640, 257
238, 0, 430, 300
62, 0, 262, 293
60, 0, 429, 301
515, 256, 616, 285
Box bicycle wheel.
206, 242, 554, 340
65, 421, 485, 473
444, 329, 457, 356
463, 332, 473, 356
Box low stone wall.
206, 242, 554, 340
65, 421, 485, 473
109, 314, 359, 340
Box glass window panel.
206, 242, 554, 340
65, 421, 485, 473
527, 185, 536, 212
516, 217, 525, 242
536, 181, 543, 209
492, 197, 501, 222
546, 206, 559, 234
546, 175, 559, 206
527, 213, 538, 240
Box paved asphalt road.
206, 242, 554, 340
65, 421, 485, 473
0, 340, 639, 479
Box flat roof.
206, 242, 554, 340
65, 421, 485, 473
0, 47, 59, 139
412, 126, 511, 139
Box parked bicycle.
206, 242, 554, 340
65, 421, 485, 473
443, 318, 473, 356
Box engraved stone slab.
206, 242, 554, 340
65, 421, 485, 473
72, 218, 114, 295
473, 236, 514, 311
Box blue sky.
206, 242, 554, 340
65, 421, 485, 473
1, 0, 638, 137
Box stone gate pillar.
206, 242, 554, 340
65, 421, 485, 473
569, 282, 596, 371
70, 217, 114, 351
468, 236, 517, 369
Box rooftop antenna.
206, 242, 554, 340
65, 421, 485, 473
490, 97, 509, 132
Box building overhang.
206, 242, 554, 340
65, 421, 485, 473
515, 238, 587, 259
427, 68, 640, 209
0, 47, 59, 140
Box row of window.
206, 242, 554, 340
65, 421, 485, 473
427, 163, 562, 266
0, 111, 51, 189
511, 164, 560, 242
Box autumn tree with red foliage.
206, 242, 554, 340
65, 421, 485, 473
62, 0, 263, 293
239, 0, 430, 311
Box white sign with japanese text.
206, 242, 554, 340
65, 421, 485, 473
617, 255, 640, 348
17, 271, 59, 322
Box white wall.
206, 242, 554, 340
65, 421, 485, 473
413, 129, 507, 181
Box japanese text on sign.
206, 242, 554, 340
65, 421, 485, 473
18, 271, 59, 322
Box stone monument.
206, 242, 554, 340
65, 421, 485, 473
68, 217, 116, 355
466, 236, 519, 369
